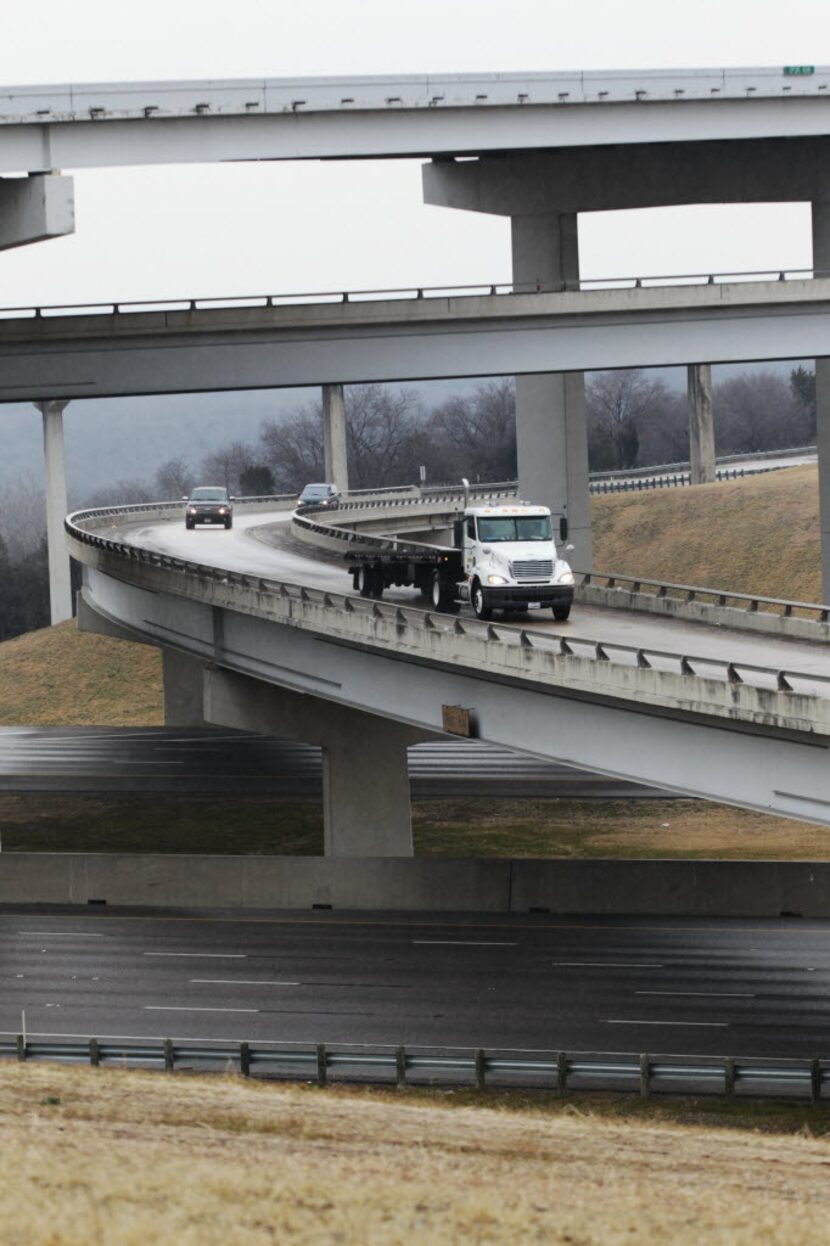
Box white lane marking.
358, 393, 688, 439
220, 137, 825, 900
17, 932, 104, 938
412, 940, 517, 947
144, 1006, 259, 1014
143, 952, 247, 958
635, 990, 755, 998
604, 1019, 729, 1028
552, 961, 664, 968
189, 979, 299, 986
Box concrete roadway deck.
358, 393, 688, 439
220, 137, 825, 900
119, 509, 830, 686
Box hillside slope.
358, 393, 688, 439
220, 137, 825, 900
592, 464, 821, 602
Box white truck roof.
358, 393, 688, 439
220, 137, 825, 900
466, 504, 551, 517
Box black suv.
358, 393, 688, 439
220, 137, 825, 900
296, 482, 340, 512
184, 486, 234, 529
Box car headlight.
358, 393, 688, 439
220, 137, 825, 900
218, 507, 227, 514
187, 507, 197, 514
558, 569, 575, 585
320, 499, 329, 506
487, 574, 508, 586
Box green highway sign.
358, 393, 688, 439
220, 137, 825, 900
783, 66, 815, 75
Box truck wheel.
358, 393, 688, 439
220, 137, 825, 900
357, 565, 373, 598
552, 604, 571, 622
472, 582, 493, 621
370, 564, 384, 599
430, 571, 459, 614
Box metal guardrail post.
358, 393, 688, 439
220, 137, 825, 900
395, 1046, 407, 1088
316, 1044, 327, 1088
163, 1039, 174, 1072
811, 1059, 822, 1106
89, 1038, 100, 1067
639, 1053, 651, 1098
557, 1050, 568, 1096
240, 1042, 251, 1078
724, 1057, 736, 1096
16, 1035, 26, 1062
474, 1048, 486, 1090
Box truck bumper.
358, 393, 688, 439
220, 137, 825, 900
483, 584, 575, 610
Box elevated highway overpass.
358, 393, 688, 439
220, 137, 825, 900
5, 62, 830, 617
1, 274, 828, 403
66, 496, 830, 863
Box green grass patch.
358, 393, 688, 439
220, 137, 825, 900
1, 794, 822, 858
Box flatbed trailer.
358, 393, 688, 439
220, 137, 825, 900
346, 502, 575, 621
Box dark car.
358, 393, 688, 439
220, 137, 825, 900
184, 486, 234, 529
296, 482, 340, 513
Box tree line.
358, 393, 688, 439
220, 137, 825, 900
0, 366, 818, 642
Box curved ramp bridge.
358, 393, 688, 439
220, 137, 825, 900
65, 497, 830, 860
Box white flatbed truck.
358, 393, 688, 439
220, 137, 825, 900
347, 501, 575, 621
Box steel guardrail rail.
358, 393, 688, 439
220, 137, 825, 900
66, 500, 830, 710
0, 1034, 826, 1103
1, 267, 828, 321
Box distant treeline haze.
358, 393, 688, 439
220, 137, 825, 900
0, 366, 817, 641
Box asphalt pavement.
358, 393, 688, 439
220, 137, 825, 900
0, 726, 665, 799
1, 908, 828, 1059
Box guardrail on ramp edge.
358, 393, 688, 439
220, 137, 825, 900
1, 1036, 826, 1103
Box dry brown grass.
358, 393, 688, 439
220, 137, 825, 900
2, 1064, 830, 1245
591, 464, 821, 603
0, 620, 162, 726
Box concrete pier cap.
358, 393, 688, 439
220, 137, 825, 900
0, 173, 74, 251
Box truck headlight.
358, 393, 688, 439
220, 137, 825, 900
558, 569, 575, 585
487, 574, 508, 585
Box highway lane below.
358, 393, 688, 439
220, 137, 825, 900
0, 726, 665, 798
1, 909, 828, 1060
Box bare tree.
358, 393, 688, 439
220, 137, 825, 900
428, 380, 516, 483
155, 455, 194, 500
198, 441, 254, 495
586, 370, 676, 470
259, 401, 325, 491
714, 371, 803, 455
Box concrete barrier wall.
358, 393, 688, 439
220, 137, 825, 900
3, 854, 830, 917
577, 583, 830, 642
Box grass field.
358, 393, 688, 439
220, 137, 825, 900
2, 1064, 830, 1245
0, 793, 823, 859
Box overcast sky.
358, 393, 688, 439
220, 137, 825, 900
1, 0, 828, 309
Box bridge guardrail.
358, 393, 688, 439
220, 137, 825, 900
1, 1034, 825, 1103
66, 501, 830, 730
2, 267, 829, 321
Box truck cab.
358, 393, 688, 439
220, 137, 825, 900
452, 504, 575, 621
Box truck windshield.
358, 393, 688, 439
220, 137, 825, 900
477, 516, 552, 542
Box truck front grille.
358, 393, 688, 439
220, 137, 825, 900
510, 559, 554, 581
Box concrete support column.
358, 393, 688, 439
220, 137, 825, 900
321, 713, 412, 856
511, 214, 592, 569
687, 363, 716, 485
322, 383, 349, 493
812, 201, 830, 603
162, 649, 208, 727
205, 668, 434, 856
36, 399, 72, 625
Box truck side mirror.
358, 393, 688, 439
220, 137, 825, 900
453, 519, 464, 548
559, 516, 569, 542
